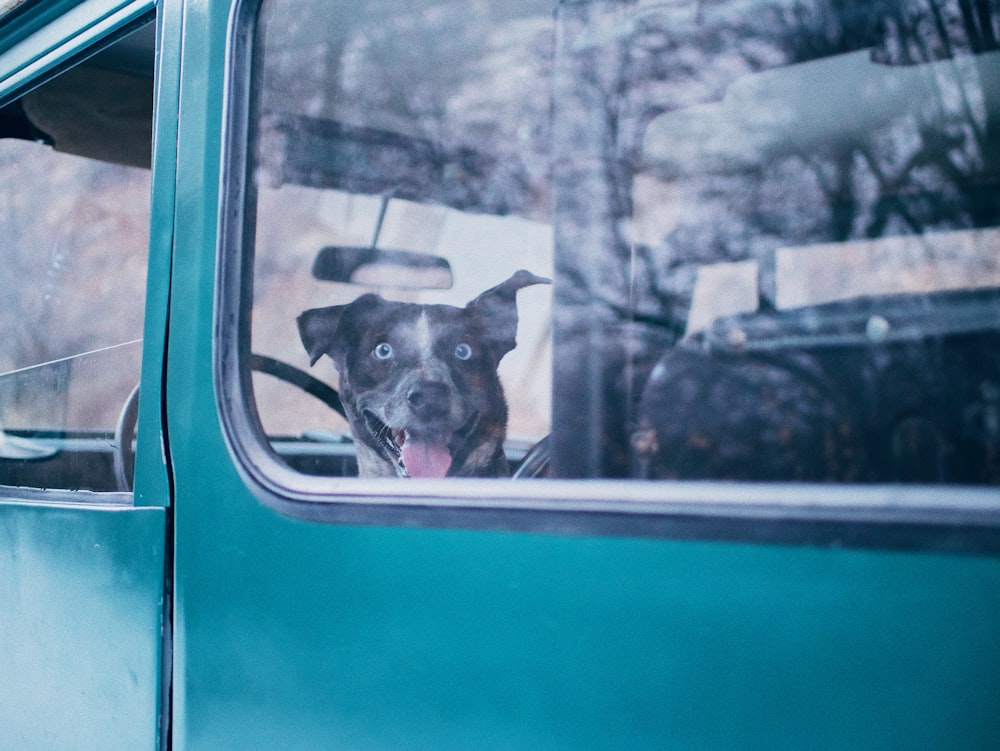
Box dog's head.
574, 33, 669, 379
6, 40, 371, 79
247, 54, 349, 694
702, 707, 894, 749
298, 270, 550, 478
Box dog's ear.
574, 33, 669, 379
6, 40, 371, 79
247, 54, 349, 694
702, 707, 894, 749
298, 293, 385, 366
466, 269, 551, 363
297, 305, 347, 366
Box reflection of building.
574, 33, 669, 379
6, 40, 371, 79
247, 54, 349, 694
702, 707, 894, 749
775, 229, 1000, 309
685, 228, 1000, 334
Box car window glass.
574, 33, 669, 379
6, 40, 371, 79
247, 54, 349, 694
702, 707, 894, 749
243, 0, 999, 485
0, 103, 150, 492
248, 0, 554, 480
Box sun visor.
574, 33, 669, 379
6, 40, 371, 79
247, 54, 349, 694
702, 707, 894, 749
21, 64, 152, 168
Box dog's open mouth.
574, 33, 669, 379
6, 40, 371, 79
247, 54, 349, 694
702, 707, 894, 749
363, 411, 478, 478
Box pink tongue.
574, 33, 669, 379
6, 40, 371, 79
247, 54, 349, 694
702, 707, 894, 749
401, 439, 452, 478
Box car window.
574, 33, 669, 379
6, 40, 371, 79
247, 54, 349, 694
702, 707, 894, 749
240, 0, 554, 481
227, 0, 1000, 489
0, 55, 152, 492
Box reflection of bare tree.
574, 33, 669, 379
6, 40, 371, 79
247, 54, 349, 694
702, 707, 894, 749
778, 0, 1000, 238
259, 0, 554, 218
255, 0, 996, 477
551, 0, 999, 476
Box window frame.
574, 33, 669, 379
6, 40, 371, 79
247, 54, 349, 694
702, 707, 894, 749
0, 0, 154, 108
214, 0, 1000, 553
0, 6, 157, 504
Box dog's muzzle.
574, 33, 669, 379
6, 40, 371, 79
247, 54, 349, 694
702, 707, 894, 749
362, 408, 479, 478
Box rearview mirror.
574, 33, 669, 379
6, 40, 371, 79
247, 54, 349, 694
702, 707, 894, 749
311, 245, 453, 289
309, 190, 453, 289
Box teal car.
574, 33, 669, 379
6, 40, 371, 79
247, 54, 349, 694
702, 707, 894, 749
2, 0, 999, 748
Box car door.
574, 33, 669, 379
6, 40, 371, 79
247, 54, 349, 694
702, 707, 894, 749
0, 2, 170, 749
167, 0, 1000, 749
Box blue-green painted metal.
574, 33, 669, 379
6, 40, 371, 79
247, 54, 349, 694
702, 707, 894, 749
132, 0, 180, 508
171, 475, 1000, 750
0, 0, 154, 106
5, 0, 999, 747
163, 2, 1000, 750
0, 0, 87, 57
0, 501, 166, 750
0, 3, 169, 749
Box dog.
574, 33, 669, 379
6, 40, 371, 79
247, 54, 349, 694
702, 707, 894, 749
298, 270, 550, 478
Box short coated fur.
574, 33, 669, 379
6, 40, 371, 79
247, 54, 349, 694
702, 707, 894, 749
298, 270, 550, 478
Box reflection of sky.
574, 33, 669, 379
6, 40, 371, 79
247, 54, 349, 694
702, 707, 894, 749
643, 50, 995, 175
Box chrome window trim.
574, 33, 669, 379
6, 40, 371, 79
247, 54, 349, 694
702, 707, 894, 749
0, 487, 133, 506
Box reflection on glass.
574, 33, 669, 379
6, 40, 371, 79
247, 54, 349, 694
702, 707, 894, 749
248, 0, 999, 484
0, 140, 149, 491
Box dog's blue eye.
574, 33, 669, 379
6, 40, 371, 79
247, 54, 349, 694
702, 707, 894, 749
454, 343, 472, 361
373, 342, 394, 360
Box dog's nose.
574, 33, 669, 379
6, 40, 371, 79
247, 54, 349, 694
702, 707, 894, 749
407, 381, 450, 419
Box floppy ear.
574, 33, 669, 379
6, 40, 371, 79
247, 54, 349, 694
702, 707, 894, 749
297, 305, 347, 366
466, 269, 551, 363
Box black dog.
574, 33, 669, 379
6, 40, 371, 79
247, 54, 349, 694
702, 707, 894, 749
298, 270, 550, 478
